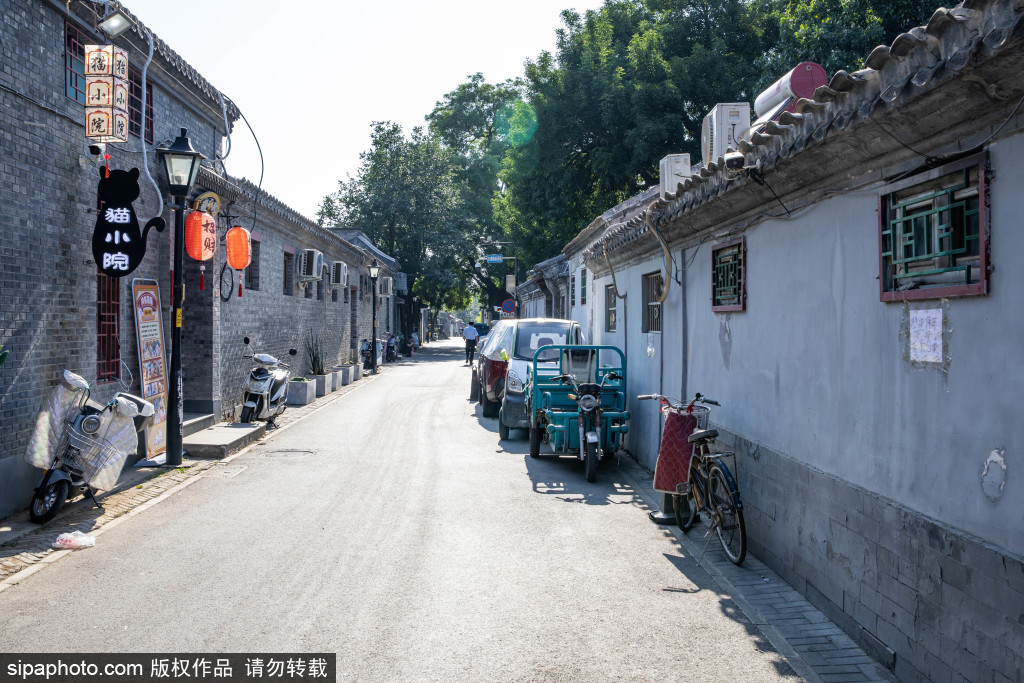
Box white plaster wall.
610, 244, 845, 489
683, 134, 1023, 554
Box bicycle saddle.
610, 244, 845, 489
688, 428, 718, 444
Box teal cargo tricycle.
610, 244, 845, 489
527, 345, 630, 482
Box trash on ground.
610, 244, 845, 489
53, 531, 95, 549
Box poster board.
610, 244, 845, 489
132, 279, 167, 457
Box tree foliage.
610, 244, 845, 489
321, 0, 946, 311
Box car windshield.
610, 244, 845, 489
514, 323, 570, 361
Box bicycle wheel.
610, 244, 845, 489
674, 492, 697, 531
708, 463, 746, 565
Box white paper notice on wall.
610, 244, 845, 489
909, 308, 943, 363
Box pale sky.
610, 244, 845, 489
124, 0, 606, 218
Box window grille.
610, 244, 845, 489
283, 253, 294, 296
570, 275, 576, 307
581, 269, 587, 305
605, 285, 617, 332
712, 239, 746, 312
316, 271, 324, 301
245, 242, 260, 291
96, 273, 120, 382
128, 68, 154, 143
642, 271, 663, 333
879, 154, 988, 301
65, 22, 88, 104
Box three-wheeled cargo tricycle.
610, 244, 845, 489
526, 345, 630, 482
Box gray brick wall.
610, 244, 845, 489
719, 427, 1024, 682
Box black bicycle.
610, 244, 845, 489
640, 393, 747, 565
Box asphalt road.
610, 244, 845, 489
0, 338, 798, 681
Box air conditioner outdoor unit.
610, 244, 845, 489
377, 276, 393, 296
659, 154, 692, 200
701, 103, 750, 167
330, 261, 348, 289
296, 249, 324, 281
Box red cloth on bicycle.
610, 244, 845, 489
653, 410, 697, 494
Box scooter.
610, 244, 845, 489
240, 337, 297, 425
385, 334, 397, 363
360, 338, 383, 369
25, 368, 154, 524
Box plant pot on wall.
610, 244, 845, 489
287, 378, 316, 406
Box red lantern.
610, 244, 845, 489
185, 211, 216, 261
185, 211, 217, 289
225, 226, 251, 298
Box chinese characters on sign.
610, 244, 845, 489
84, 45, 130, 143
909, 308, 943, 363
133, 281, 168, 458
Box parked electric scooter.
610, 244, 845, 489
359, 338, 382, 369
385, 334, 398, 363
25, 368, 154, 524
240, 337, 297, 425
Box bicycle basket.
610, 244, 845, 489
58, 423, 128, 491
679, 404, 710, 430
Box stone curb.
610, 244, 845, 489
615, 458, 895, 683
0, 365, 386, 589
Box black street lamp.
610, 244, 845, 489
156, 128, 205, 467
369, 259, 380, 375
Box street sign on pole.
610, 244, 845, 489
501, 299, 516, 313
485, 254, 503, 264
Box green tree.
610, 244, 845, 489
318, 122, 476, 318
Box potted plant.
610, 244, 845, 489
305, 330, 333, 397
286, 376, 316, 406
334, 353, 357, 386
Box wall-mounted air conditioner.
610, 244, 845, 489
701, 103, 750, 167
295, 249, 324, 281
330, 261, 348, 289
377, 277, 393, 296
659, 154, 692, 200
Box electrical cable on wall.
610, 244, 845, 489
138, 27, 163, 222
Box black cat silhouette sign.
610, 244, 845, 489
92, 167, 165, 277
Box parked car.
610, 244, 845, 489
471, 322, 490, 345
472, 318, 584, 438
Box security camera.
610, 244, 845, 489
88, 143, 106, 157
724, 151, 745, 171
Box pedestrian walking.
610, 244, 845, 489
463, 324, 479, 364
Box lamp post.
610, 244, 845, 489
369, 260, 380, 374
156, 128, 205, 467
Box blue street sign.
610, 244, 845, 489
502, 299, 516, 313
486, 254, 503, 264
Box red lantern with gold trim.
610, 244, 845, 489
185, 211, 216, 289
225, 226, 251, 297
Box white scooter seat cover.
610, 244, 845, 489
254, 353, 279, 366
25, 373, 89, 470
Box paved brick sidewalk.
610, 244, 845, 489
0, 364, 386, 589
616, 458, 896, 683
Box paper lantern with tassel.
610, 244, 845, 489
225, 226, 251, 297
185, 211, 216, 289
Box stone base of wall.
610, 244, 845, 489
716, 427, 1024, 683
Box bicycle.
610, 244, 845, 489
639, 392, 747, 565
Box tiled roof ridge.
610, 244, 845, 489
584, 0, 1024, 266
112, 1, 240, 123
198, 167, 370, 263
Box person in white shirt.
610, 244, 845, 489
462, 325, 480, 364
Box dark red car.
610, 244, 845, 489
471, 318, 584, 430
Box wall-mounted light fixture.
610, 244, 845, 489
97, 6, 133, 37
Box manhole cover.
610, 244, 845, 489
260, 449, 315, 459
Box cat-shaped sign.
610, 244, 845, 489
92, 167, 165, 277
